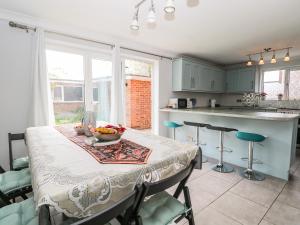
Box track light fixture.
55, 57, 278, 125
164, 0, 175, 14
246, 47, 292, 66
147, 0, 156, 23
246, 55, 252, 66
130, 9, 139, 30
130, 0, 181, 30
284, 48, 290, 62
270, 51, 276, 64
259, 53, 264, 65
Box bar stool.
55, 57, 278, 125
236, 131, 266, 181
184, 121, 209, 163
206, 125, 238, 173
163, 121, 183, 140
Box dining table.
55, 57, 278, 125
25, 126, 198, 218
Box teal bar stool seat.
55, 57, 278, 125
0, 197, 38, 225
236, 131, 266, 181
163, 121, 183, 140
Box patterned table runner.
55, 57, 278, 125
56, 126, 151, 164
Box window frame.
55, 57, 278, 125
46, 42, 113, 121
260, 65, 300, 101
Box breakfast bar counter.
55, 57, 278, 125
160, 107, 300, 180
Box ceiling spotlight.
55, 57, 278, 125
258, 53, 264, 65
284, 48, 290, 62
246, 55, 252, 66
130, 9, 139, 30
164, 0, 175, 14
270, 51, 277, 64
147, 0, 156, 23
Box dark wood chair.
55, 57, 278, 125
129, 151, 200, 225
39, 186, 141, 225
0, 165, 32, 205
8, 133, 29, 171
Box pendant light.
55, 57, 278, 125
270, 51, 277, 64
246, 55, 252, 66
164, 0, 175, 14
147, 0, 156, 23
130, 9, 139, 30
284, 48, 290, 62
258, 53, 264, 65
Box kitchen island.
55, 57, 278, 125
160, 107, 300, 180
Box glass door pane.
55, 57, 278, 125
92, 58, 112, 123
47, 49, 84, 125
123, 58, 153, 132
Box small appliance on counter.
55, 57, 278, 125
210, 99, 216, 108
168, 98, 195, 109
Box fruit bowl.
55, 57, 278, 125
74, 125, 85, 135
91, 125, 126, 142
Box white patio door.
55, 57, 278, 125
46, 45, 113, 125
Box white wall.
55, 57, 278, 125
0, 19, 33, 169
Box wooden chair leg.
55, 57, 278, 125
183, 186, 195, 225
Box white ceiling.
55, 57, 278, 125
0, 0, 300, 64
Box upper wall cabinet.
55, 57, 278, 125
225, 67, 257, 93
172, 58, 225, 93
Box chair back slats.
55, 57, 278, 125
144, 159, 196, 197
132, 156, 198, 217
8, 133, 25, 170
73, 189, 137, 225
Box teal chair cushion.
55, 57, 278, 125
13, 157, 29, 170
140, 191, 186, 225
0, 197, 38, 225
163, 121, 183, 129
0, 168, 31, 194
236, 131, 266, 142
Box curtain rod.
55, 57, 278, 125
8, 21, 115, 48
120, 46, 173, 60
8, 21, 173, 60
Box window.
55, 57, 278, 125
289, 69, 300, 100
46, 47, 112, 125
262, 70, 286, 100
63, 86, 83, 101
92, 59, 112, 122
262, 68, 300, 100
125, 59, 152, 77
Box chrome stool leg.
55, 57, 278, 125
213, 131, 234, 173
240, 141, 265, 181
196, 127, 207, 163
173, 128, 176, 140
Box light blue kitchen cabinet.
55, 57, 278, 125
172, 58, 225, 92
225, 67, 256, 93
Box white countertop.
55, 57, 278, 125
160, 108, 300, 121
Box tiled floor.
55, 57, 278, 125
172, 155, 300, 225
52, 155, 300, 225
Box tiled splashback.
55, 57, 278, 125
220, 93, 300, 109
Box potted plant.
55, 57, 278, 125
260, 92, 267, 101
277, 93, 283, 101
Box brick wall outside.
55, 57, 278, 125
126, 77, 151, 129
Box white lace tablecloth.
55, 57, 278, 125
26, 126, 198, 218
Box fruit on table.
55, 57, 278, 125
105, 124, 126, 134
95, 127, 117, 134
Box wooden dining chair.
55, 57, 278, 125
39, 186, 141, 225
0, 165, 32, 205
8, 133, 29, 171
128, 153, 199, 225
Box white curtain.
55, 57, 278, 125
30, 28, 55, 126
111, 45, 125, 124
